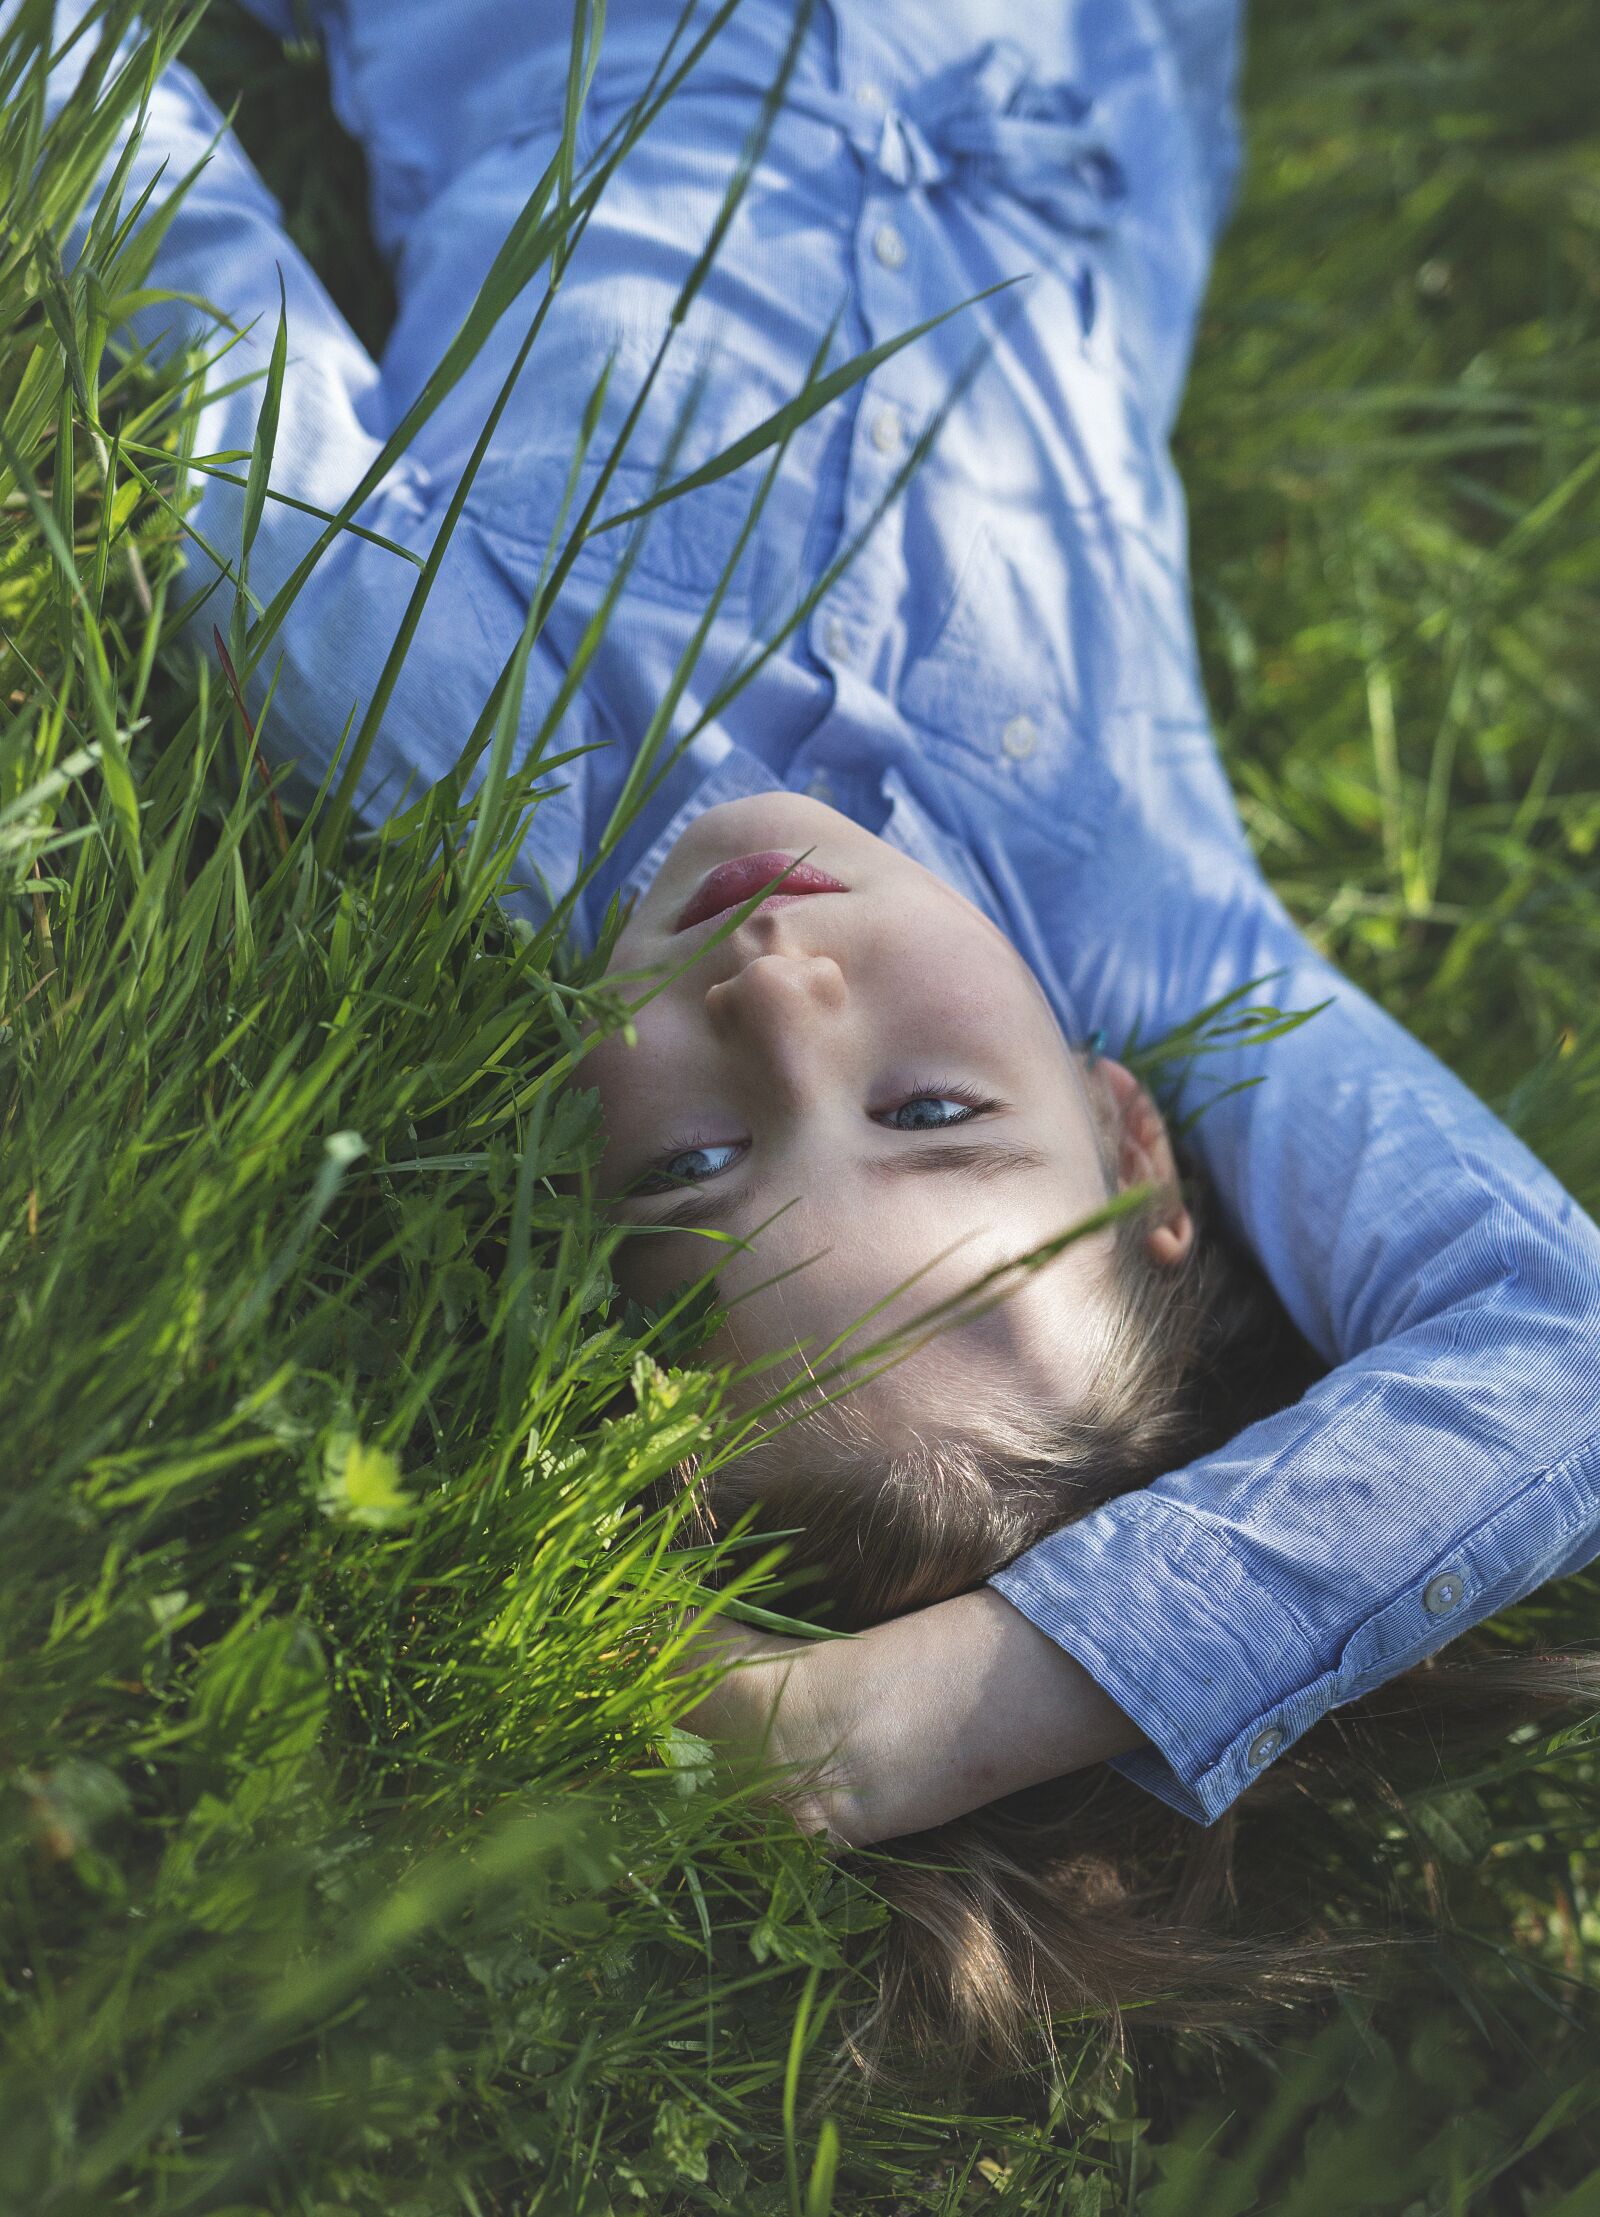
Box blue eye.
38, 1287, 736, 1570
637, 1139, 744, 1193
880, 1081, 996, 1131
635, 1083, 996, 1197
884, 1094, 980, 1131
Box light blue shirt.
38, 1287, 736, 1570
36, 0, 1600, 1820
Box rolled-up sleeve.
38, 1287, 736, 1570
983, 764, 1600, 1822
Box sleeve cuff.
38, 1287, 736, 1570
987, 1490, 1330, 1825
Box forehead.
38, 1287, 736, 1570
702, 1195, 1119, 1396
710, 1244, 1118, 1447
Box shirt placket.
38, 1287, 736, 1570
801, 33, 940, 728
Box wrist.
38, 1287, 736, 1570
813, 1589, 1145, 1846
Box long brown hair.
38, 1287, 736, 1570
678, 1170, 1600, 2094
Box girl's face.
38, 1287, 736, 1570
583, 794, 1160, 1437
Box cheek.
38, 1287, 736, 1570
581, 1008, 734, 1192
582, 1012, 686, 1116
579, 1032, 673, 1174
875, 930, 1033, 1042
576, 1036, 631, 1132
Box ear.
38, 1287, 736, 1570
1093, 1057, 1195, 1270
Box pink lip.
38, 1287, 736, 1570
672, 851, 848, 933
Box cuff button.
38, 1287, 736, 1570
1247, 1726, 1285, 1768
1423, 1571, 1465, 1616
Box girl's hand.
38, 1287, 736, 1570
666, 1592, 1145, 1850
667, 1617, 862, 1845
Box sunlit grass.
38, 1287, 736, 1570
2, 0, 1597, 2208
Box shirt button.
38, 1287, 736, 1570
1247, 1726, 1285, 1769
857, 81, 887, 111
822, 615, 851, 662
873, 222, 908, 271
1423, 1570, 1465, 1616
869, 407, 903, 456
805, 772, 835, 804
1001, 713, 1039, 761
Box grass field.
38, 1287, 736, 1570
3, 0, 1599, 2209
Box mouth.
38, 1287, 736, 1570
672, 851, 849, 933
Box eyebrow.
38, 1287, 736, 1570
628, 1137, 1055, 1238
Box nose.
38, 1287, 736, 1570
703, 949, 848, 1099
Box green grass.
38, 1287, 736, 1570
2, 0, 1599, 2209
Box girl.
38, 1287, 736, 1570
27, 0, 1600, 2080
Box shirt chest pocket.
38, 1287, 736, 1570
462, 442, 764, 619
894, 507, 1122, 848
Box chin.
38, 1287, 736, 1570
692, 791, 847, 846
